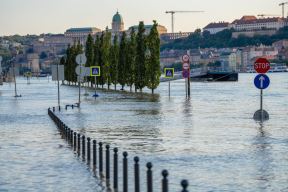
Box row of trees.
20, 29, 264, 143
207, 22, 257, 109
161, 27, 288, 50
62, 21, 161, 94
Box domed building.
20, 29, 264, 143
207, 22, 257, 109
112, 11, 124, 33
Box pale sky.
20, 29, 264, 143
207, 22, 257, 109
0, 0, 283, 36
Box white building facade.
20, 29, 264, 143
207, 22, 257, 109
229, 16, 287, 31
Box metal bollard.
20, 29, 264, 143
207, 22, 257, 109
70, 130, 73, 144
134, 156, 140, 192
64, 126, 67, 138
82, 135, 85, 159
74, 132, 77, 150
53, 107, 55, 112
93, 140, 97, 167
147, 162, 153, 192
87, 137, 91, 162
106, 145, 110, 181
162, 170, 169, 192
181, 180, 189, 192
77, 134, 81, 155
67, 128, 70, 141
113, 148, 118, 191
99, 142, 103, 178
58, 105, 61, 111
123, 151, 128, 192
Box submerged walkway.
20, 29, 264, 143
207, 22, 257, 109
0, 79, 103, 192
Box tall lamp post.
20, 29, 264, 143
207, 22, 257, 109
56, 55, 60, 111
12, 50, 21, 97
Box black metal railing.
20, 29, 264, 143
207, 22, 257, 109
48, 107, 189, 191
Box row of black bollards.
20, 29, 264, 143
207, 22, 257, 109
48, 107, 189, 192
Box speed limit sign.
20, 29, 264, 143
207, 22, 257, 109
182, 54, 190, 62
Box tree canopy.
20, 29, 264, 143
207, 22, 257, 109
161, 27, 288, 50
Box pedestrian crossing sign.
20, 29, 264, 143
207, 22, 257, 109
90, 66, 101, 76
164, 68, 174, 78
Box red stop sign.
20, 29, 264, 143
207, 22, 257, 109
254, 58, 270, 73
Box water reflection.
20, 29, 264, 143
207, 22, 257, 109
182, 98, 193, 138
253, 122, 274, 191
182, 97, 192, 117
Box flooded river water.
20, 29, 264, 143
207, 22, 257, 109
0, 73, 287, 191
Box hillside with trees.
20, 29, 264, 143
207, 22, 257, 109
161, 27, 288, 50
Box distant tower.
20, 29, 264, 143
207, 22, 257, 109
27, 53, 40, 74
112, 11, 124, 33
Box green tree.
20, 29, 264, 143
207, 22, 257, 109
146, 20, 161, 94
135, 21, 146, 92
118, 31, 128, 90
126, 27, 137, 91
64, 45, 73, 84
85, 34, 94, 85
94, 35, 100, 87
110, 35, 119, 90
102, 29, 112, 89
98, 32, 105, 88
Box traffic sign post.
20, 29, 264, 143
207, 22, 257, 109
90, 66, 101, 98
90, 66, 101, 77
164, 68, 174, 97
182, 54, 191, 98
254, 58, 270, 73
253, 58, 270, 121
254, 74, 270, 90
75, 54, 87, 107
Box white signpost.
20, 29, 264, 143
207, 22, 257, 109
52, 64, 65, 110
75, 53, 87, 107
76, 54, 87, 65
75, 66, 90, 77
51, 65, 65, 81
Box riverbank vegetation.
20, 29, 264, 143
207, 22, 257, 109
161, 27, 288, 50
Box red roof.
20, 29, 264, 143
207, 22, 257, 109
240, 16, 257, 21
203, 22, 229, 29
232, 16, 283, 25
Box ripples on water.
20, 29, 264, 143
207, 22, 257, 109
0, 80, 102, 192
0, 74, 288, 191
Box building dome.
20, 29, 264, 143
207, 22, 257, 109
112, 11, 124, 32
112, 11, 123, 23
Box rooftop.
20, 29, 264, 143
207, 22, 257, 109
232, 16, 284, 25
112, 11, 123, 23
66, 27, 101, 33
203, 22, 229, 29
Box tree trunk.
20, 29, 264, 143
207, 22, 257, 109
152, 88, 154, 94
114, 84, 116, 90
130, 86, 132, 92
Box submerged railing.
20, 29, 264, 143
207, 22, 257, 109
48, 107, 190, 192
